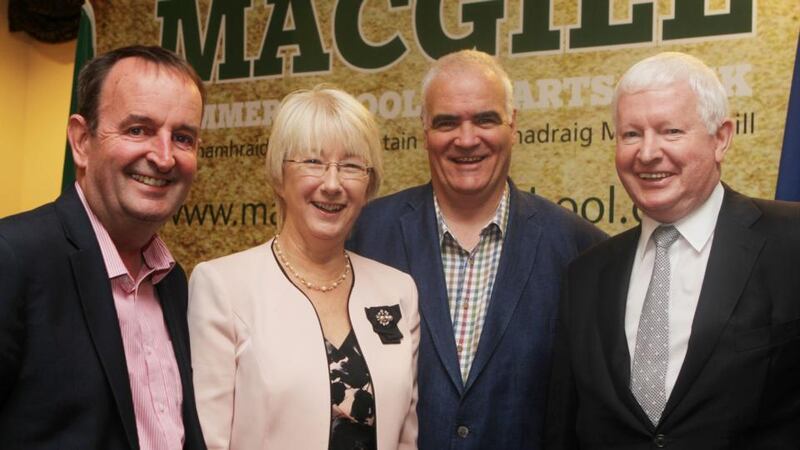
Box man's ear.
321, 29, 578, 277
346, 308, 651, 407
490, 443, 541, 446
714, 118, 734, 164
421, 113, 431, 151
67, 114, 92, 170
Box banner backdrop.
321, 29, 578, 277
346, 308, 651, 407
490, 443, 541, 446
88, 0, 799, 272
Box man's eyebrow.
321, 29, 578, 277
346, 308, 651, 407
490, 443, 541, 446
474, 111, 503, 121
119, 114, 156, 128
430, 114, 459, 125
173, 124, 200, 137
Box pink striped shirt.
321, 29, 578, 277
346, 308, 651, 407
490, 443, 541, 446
76, 184, 185, 450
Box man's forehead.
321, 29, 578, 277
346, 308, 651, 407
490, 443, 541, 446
106, 57, 157, 84
427, 102, 507, 123
98, 57, 202, 128
100, 59, 199, 104
103, 58, 195, 96
617, 83, 697, 119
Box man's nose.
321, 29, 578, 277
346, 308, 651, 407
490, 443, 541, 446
637, 132, 662, 164
147, 134, 176, 172
454, 121, 480, 148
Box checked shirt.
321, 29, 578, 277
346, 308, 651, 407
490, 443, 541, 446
434, 185, 510, 382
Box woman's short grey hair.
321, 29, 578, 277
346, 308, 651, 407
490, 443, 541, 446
420, 49, 514, 123
613, 51, 728, 134
266, 85, 383, 229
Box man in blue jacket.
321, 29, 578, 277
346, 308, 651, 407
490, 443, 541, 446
348, 49, 606, 449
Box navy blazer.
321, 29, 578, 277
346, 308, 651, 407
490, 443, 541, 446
0, 185, 206, 450
348, 181, 606, 450
546, 187, 800, 448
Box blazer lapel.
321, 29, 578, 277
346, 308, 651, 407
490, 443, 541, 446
157, 270, 206, 447
662, 188, 764, 421
463, 186, 541, 391
597, 228, 655, 427
156, 273, 189, 377
399, 185, 464, 392
56, 187, 139, 450
156, 271, 191, 398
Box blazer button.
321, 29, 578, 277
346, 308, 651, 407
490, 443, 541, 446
653, 434, 666, 448
457, 425, 469, 438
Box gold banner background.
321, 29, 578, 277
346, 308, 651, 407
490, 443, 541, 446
90, 0, 800, 272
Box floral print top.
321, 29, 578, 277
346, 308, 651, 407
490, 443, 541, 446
325, 329, 376, 450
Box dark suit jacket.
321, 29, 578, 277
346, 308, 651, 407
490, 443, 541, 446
546, 187, 800, 449
348, 181, 607, 450
0, 185, 206, 450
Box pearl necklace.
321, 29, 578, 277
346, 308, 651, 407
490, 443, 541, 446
273, 235, 351, 293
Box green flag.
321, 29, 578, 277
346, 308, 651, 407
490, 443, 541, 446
61, 2, 95, 193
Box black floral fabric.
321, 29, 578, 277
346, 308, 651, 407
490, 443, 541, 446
325, 330, 376, 450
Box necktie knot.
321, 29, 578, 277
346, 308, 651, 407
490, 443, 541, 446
652, 225, 680, 249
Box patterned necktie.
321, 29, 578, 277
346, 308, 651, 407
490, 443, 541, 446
630, 225, 680, 426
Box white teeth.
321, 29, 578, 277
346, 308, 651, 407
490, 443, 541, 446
132, 174, 168, 186
313, 202, 344, 212
455, 156, 484, 163
639, 172, 670, 180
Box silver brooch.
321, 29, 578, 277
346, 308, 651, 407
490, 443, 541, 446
375, 309, 393, 326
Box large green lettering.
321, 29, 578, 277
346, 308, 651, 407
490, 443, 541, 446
157, 0, 250, 81
334, 0, 408, 70
570, 0, 652, 49
663, 0, 752, 40
254, 0, 330, 76
511, 0, 559, 53
415, 0, 504, 59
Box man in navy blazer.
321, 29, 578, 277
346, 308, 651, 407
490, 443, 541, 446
0, 46, 206, 449
348, 50, 606, 449
546, 52, 800, 448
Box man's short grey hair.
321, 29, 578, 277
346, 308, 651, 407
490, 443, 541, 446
613, 51, 728, 134
420, 49, 514, 123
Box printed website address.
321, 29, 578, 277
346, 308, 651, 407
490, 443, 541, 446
172, 202, 276, 227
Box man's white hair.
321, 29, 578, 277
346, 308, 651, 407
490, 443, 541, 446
613, 51, 729, 134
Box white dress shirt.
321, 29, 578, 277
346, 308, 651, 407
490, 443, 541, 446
625, 183, 724, 398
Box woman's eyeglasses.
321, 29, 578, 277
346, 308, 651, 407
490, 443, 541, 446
283, 159, 372, 180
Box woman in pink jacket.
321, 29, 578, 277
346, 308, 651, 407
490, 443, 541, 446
188, 85, 419, 450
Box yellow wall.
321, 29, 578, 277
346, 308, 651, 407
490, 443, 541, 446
0, 0, 76, 217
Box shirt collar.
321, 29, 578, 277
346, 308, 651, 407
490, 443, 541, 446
639, 182, 724, 256
75, 182, 175, 284
433, 181, 511, 244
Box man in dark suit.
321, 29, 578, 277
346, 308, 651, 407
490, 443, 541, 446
348, 49, 606, 449
546, 52, 800, 448
0, 46, 207, 449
